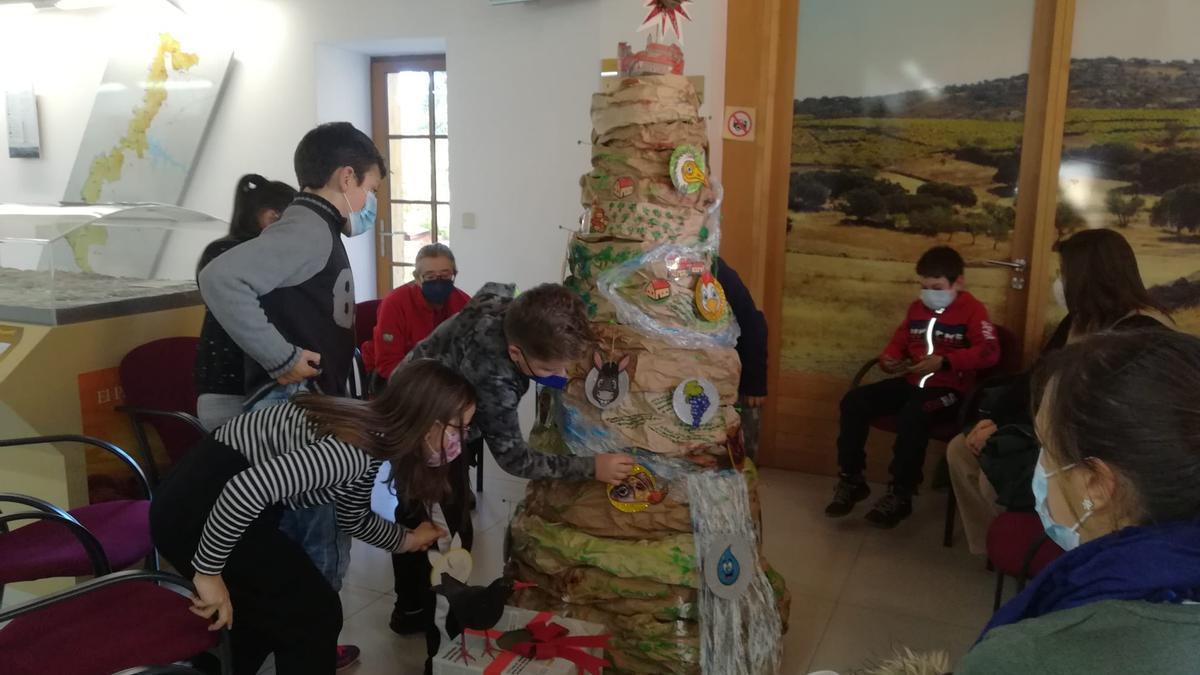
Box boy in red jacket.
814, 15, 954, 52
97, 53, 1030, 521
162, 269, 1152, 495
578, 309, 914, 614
363, 243, 471, 381
826, 246, 1000, 528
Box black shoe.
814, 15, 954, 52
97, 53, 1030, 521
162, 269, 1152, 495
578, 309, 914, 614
864, 486, 913, 529
389, 607, 430, 636
825, 474, 871, 517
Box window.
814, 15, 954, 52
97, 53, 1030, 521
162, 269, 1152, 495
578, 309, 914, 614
370, 56, 449, 294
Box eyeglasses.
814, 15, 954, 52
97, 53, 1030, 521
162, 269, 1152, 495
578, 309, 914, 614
419, 271, 456, 282
446, 421, 472, 436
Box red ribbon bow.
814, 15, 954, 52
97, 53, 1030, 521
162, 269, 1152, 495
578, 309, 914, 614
481, 612, 611, 675
483, 614, 610, 675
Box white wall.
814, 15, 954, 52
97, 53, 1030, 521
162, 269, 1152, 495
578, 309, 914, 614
314, 43, 375, 299
0, 0, 727, 297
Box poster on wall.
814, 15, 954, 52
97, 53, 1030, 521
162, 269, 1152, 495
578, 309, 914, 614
1051, 0, 1200, 337
782, 0, 1031, 378
5, 86, 40, 159
63, 27, 232, 205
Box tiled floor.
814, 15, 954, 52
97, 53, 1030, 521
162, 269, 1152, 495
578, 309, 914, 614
283, 457, 997, 675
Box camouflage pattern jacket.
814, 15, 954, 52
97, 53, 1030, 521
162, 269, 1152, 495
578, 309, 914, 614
407, 282, 596, 481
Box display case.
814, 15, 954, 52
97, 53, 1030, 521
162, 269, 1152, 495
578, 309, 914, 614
0, 203, 226, 325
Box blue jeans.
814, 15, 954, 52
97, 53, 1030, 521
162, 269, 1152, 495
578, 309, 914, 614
249, 382, 352, 590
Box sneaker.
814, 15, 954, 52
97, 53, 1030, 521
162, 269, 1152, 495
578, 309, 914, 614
864, 486, 913, 529
335, 644, 361, 672
389, 606, 430, 636
824, 474, 871, 517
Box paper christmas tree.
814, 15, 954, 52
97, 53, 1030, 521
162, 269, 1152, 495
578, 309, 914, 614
506, 32, 789, 675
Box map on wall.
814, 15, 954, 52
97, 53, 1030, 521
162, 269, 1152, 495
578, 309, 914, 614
63, 29, 232, 205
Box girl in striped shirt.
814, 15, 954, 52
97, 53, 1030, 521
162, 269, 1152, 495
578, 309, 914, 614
151, 359, 474, 675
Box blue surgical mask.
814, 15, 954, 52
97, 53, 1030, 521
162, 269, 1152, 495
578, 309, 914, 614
344, 188, 376, 237
517, 348, 568, 390
1032, 449, 1091, 551
920, 289, 957, 312
532, 374, 568, 390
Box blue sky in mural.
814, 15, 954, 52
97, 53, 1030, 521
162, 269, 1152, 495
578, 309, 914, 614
794, 0, 1200, 99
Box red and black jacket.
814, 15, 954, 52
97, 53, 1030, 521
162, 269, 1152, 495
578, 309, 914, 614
880, 291, 1001, 392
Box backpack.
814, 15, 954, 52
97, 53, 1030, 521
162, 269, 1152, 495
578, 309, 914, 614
978, 424, 1039, 512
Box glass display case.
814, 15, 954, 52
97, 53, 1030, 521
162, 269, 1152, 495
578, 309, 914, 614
0, 203, 226, 325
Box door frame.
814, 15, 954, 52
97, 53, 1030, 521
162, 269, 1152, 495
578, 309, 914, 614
369, 54, 448, 299
719, 0, 1077, 471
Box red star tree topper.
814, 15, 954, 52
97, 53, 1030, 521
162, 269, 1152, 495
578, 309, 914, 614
638, 0, 695, 44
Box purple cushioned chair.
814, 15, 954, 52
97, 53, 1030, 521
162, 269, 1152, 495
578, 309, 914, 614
0, 435, 155, 603
0, 570, 229, 675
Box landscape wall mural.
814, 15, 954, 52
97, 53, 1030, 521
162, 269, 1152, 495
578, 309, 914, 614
784, 0, 1032, 377
1048, 0, 1200, 336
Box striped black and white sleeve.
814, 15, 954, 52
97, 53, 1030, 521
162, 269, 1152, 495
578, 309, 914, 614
192, 437, 372, 575
333, 463, 407, 553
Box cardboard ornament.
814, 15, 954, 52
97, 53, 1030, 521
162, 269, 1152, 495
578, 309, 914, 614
670, 144, 708, 194
585, 351, 632, 409
643, 277, 671, 302
694, 271, 726, 321
607, 464, 667, 513
673, 377, 717, 429
428, 533, 473, 586
703, 535, 754, 601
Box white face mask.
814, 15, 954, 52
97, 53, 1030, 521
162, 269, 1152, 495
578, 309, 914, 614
920, 289, 957, 312
1053, 277, 1068, 311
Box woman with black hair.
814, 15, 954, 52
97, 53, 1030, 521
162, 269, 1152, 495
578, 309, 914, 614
195, 174, 297, 430
959, 329, 1200, 673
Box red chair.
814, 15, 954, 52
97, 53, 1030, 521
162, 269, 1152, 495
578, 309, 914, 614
0, 436, 155, 602
986, 511, 1064, 610
356, 299, 382, 348
851, 324, 1022, 546
0, 570, 229, 675
118, 337, 206, 487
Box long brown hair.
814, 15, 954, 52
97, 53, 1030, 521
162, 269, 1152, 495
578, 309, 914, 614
292, 359, 475, 502
1057, 228, 1168, 333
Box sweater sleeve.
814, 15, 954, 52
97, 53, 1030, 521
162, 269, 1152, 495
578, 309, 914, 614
198, 217, 331, 380
717, 259, 768, 397
945, 303, 1001, 373
192, 438, 370, 575
372, 290, 415, 378
881, 318, 910, 362
475, 374, 596, 480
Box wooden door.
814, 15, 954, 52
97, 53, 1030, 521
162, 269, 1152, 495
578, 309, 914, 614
370, 56, 450, 298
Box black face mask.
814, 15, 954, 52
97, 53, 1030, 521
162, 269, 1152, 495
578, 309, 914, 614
421, 278, 455, 305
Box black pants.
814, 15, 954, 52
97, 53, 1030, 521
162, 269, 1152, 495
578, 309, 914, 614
150, 437, 342, 675
391, 439, 479, 663
837, 377, 960, 493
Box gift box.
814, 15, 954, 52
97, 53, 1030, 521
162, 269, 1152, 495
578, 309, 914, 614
432, 606, 608, 675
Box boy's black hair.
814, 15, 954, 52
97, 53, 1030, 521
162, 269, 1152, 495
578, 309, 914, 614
293, 122, 388, 190
916, 246, 965, 282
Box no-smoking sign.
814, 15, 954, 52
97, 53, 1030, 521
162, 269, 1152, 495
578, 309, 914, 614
723, 106, 756, 142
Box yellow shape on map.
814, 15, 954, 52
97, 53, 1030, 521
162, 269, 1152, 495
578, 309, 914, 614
80, 32, 201, 204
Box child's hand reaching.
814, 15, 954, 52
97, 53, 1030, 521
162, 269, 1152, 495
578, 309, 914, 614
595, 453, 636, 485
402, 521, 448, 553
